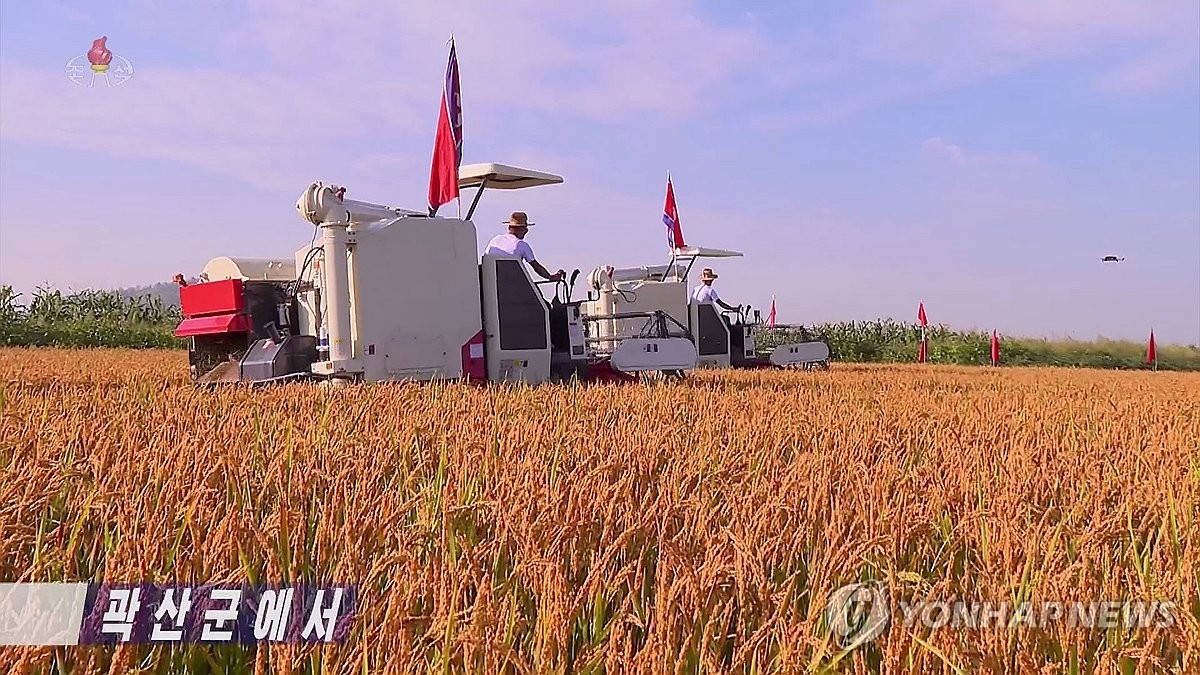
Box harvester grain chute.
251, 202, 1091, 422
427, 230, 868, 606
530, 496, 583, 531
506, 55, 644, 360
173, 164, 699, 386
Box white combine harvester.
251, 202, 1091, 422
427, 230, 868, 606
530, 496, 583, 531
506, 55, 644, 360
173, 164, 698, 385
580, 245, 831, 372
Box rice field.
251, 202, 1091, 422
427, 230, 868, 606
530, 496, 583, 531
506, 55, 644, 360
1, 348, 1197, 674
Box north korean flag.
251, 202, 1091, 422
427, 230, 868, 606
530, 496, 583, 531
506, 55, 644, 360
663, 175, 686, 250
428, 39, 462, 216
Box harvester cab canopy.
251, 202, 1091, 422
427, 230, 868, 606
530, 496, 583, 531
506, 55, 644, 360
459, 163, 564, 220
673, 246, 743, 258
666, 245, 743, 281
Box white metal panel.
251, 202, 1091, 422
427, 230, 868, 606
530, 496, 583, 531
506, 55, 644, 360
610, 338, 697, 372
386, 334, 448, 378
769, 341, 831, 366
202, 256, 296, 282
479, 255, 551, 384
298, 216, 482, 381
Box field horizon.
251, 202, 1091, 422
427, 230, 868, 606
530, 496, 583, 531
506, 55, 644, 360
4, 285, 1198, 371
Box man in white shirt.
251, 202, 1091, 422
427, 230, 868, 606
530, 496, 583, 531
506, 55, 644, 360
690, 267, 739, 312
484, 211, 563, 282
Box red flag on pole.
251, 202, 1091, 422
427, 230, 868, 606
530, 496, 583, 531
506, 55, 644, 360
428, 38, 462, 216
767, 295, 776, 327
990, 329, 1000, 366
1147, 330, 1157, 368
917, 302, 928, 363
663, 174, 687, 250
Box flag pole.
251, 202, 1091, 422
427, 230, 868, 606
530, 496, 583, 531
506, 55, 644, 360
453, 34, 460, 220
665, 169, 677, 281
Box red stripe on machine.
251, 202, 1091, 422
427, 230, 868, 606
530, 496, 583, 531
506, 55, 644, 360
174, 313, 253, 337
460, 330, 486, 382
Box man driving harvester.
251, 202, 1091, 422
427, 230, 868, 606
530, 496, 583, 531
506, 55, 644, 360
485, 211, 564, 282
690, 267, 740, 313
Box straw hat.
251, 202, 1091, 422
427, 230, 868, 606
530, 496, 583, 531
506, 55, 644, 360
700, 268, 718, 281
503, 211, 534, 227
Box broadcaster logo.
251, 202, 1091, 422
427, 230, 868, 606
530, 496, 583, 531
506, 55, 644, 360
823, 581, 1176, 649
826, 581, 890, 649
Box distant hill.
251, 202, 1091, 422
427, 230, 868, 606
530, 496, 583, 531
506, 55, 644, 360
116, 279, 198, 307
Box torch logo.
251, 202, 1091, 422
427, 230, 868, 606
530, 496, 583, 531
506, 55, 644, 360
66, 36, 134, 87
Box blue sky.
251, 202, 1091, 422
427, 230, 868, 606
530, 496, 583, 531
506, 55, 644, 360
1, 0, 1197, 343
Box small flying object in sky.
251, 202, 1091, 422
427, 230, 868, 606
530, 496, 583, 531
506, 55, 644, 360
1100, 255, 1125, 263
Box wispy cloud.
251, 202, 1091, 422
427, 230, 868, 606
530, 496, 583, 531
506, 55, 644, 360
752, 0, 1199, 127
6, 1, 1193, 187
0, 1, 767, 190
1093, 49, 1200, 93
0, 64, 430, 190
908, 136, 1065, 264
919, 137, 1045, 172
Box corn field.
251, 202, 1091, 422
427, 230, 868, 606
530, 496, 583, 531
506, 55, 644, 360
758, 322, 1200, 371
0, 286, 183, 349
1, 348, 1198, 674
